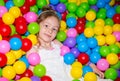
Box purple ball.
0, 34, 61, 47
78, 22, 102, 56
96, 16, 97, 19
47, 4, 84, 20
90, 5, 98, 12
118, 70, 120, 78
31, 76, 40, 81
56, 3, 66, 13
64, 37, 76, 48
71, 47, 80, 58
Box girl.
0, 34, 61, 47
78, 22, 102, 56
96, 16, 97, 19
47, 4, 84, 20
27, 6, 112, 81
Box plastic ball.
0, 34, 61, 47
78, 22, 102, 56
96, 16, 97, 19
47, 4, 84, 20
106, 34, 116, 45
75, 23, 85, 34
56, 30, 67, 42
112, 24, 120, 32
88, 0, 97, 5
5, 1, 14, 9
97, 59, 109, 71
2, 12, 15, 25
28, 52, 40, 66
77, 53, 89, 65
86, 10, 96, 21
60, 45, 70, 56
13, 0, 25, 7
64, 37, 76, 48
67, 28, 77, 37
19, 77, 31, 81
70, 67, 83, 79
77, 17, 86, 26
96, 0, 105, 8
95, 19, 105, 27
105, 18, 114, 26
110, 61, 120, 70
20, 2, 30, 14
84, 72, 97, 81
72, 61, 82, 68
71, 47, 80, 58
66, 17, 77, 28
20, 69, 33, 78
76, 33, 87, 43
116, 5, 120, 13
9, 37, 22, 50
49, 0, 59, 5
77, 42, 89, 52
0, 77, 8, 81
107, 8, 116, 18
80, 2, 90, 11
84, 27, 94, 38
109, 44, 120, 54
19, 56, 30, 68
94, 25, 103, 35
60, 20, 66, 31
2, 66, 16, 80
67, 2, 77, 13
103, 25, 113, 35
11, 49, 24, 59
26, 0, 36, 6
92, 46, 100, 53
106, 53, 119, 65
36, 0, 47, 9
0, 53, 7, 67
112, 14, 120, 24
113, 31, 120, 41
76, 7, 86, 18
27, 34, 38, 45
99, 46, 110, 57
33, 64, 46, 77
0, 6, 8, 17
31, 76, 40, 81
90, 5, 98, 12
41, 75, 52, 81
82, 66, 93, 76
0, 40, 10, 54
105, 68, 118, 80
96, 10, 106, 19
13, 61, 26, 74
56, 3, 66, 13
90, 52, 101, 63
30, 5, 38, 13
96, 35, 106, 46
87, 37, 98, 48
85, 21, 95, 28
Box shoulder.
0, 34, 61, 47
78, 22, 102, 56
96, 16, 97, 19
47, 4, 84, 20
53, 39, 63, 47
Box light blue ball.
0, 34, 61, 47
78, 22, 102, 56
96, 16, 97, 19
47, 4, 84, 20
76, 33, 87, 44
5, 1, 14, 9
87, 37, 98, 48
107, 8, 116, 18
90, 52, 101, 63
77, 41, 89, 52
66, 17, 77, 28
49, 0, 59, 5
82, 66, 93, 76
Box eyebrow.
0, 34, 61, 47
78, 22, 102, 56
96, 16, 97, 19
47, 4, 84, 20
44, 21, 59, 28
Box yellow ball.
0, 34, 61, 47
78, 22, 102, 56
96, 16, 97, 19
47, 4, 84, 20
72, 61, 82, 68
70, 67, 83, 79
94, 26, 103, 35
84, 28, 94, 38
60, 20, 67, 31
103, 25, 113, 35
96, 35, 106, 46
0, 34, 2, 40
106, 53, 118, 65
2, 12, 15, 25
13, 61, 26, 74
46, 0, 49, 4
109, 0, 115, 6
81, 0, 88, 3
2, 66, 16, 80
106, 35, 116, 45
77, 0, 81, 6
20, 77, 31, 81
9, 6, 21, 18
115, 42, 120, 48
27, 34, 38, 45
11, 49, 23, 59
95, 19, 105, 27
86, 11, 96, 21
6, 51, 16, 65
68, 0, 77, 3
113, 24, 120, 32
84, 72, 97, 81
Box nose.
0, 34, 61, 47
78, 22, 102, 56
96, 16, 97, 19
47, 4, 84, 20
47, 27, 53, 34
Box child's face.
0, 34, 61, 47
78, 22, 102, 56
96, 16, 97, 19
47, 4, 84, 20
38, 16, 59, 42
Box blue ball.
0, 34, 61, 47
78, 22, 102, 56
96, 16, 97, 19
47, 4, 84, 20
76, 33, 87, 44
107, 8, 116, 18
105, 4, 111, 10
77, 41, 89, 52
92, 46, 100, 53
90, 52, 101, 63
82, 66, 93, 76
5, 1, 14, 9
64, 52, 75, 65
49, 0, 59, 5
96, 0, 105, 8
66, 17, 77, 28
87, 37, 98, 48
85, 48, 92, 56
9, 37, 22, 50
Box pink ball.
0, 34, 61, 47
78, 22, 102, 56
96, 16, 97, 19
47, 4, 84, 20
28, 52, 40, 66
113, 31, 120, 41
97, 59, 109, 71
60, 45, 70, 56
0, 6, 8, 17
24, 12, 38, 23
67, 28, 77, 37
0, 40, 10, 54
0, 77, 9, 81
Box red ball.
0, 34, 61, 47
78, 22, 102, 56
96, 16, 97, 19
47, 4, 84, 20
0, 53, 7, 67
14, 16, 27, 25
75, 23, 85, 34
61, 11, 67, 21
20, 69, 33, 78
0, 24, 11, 37
15, 23, 27, 34
0, 18, 4, 25
20, 3, 30, 14
115, 77, 120, 81
26, 0, 36, 6
77, 53, 89, 65
41, 75, 52, 81
112, 14, 120, 24
21, 38, 32, 51
117, 53, 120, 60
10, 34, 22, 40
77, 17, 86, 26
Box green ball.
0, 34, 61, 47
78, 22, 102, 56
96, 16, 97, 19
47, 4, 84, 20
13, 0, 25, 7
80, 2, 90, 11
72, 79, 80, 81
85, 21, 95, 28
109, 44, 119, 54
30, 5, 39, 14
100, 46, 111, 57
56, 31, 67, 42
105, 18, 114, 26
76, 7, 86, 18
0, 68, 2, 77
116, 5, 120, 13
37, 0, 47, 9
99, 8, 107, 13
96, 11, 106, 19
10, 25, 16, 36
60, 0, 67, 3
28, 22, 40, 34
66, 13, 76, 19
0, 0, 5, 6
33, 64, 46, 77
88, 0, 97, 5
105, 68, 118, 80
110, 61, 120, 70
67, 3, 77, 13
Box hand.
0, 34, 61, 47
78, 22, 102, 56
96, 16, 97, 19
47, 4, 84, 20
89, 63, 104, 79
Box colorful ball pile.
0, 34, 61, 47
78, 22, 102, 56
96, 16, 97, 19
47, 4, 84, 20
0, 0, 120, 81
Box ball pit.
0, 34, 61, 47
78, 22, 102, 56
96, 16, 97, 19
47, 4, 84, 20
0, 0, 120, 81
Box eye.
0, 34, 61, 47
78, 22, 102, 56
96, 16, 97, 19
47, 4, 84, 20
52, 28, 58, 31
45, 25, 48, 28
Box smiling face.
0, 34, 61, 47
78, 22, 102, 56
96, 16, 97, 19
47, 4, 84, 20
38, 16, 59, 43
